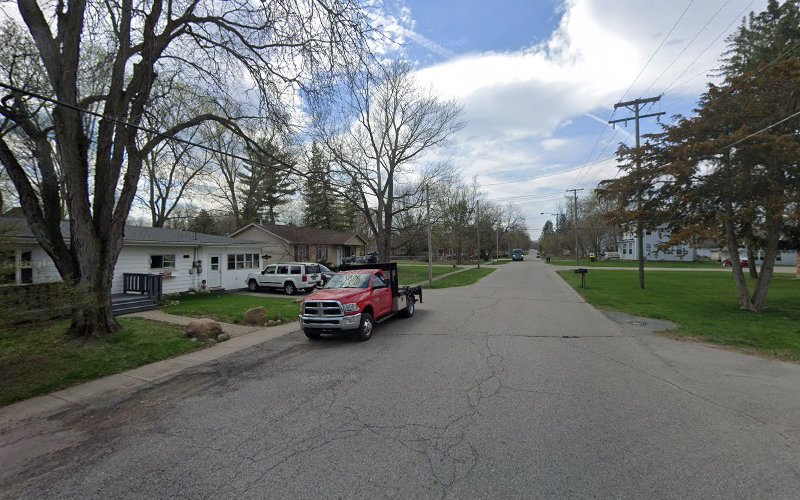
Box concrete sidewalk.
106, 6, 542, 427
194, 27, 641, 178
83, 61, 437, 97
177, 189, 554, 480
0, 319, 299, 430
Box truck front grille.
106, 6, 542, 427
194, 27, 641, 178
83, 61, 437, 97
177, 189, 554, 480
303, 301, 342, 317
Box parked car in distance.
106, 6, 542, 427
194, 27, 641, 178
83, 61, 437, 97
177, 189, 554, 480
247, 262, 321, 295
722, 258, 749, 268
512, 248, 524, 261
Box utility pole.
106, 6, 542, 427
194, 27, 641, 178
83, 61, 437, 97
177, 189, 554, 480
476, 200, 480, 270
609, 95, 665, 290
426, 184, 433, 287
496, 223, 500, 263
566, 188, 584, 267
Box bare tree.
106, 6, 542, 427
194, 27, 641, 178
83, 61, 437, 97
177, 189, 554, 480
0, 0, 375, 336
318, 60, 465, 259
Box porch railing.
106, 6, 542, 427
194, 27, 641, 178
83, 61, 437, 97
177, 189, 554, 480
122, 273, 163, 301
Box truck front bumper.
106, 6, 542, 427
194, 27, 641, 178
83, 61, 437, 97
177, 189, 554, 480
299, 313, 361, 331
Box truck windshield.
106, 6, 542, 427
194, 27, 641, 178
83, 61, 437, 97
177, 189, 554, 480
324, 273, 371, 289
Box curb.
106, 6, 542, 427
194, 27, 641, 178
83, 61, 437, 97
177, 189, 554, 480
0, 322, 298, 430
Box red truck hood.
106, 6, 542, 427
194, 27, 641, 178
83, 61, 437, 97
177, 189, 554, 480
305, 288, 370, 303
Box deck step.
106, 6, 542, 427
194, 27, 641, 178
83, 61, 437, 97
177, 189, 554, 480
111, 294, 159, 316
113, 304, 159, 316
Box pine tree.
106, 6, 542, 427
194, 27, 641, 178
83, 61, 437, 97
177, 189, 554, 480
237, 140, 296, 225
302, 143, 344, 229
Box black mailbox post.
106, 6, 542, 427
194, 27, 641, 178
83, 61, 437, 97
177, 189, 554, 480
574, 268, 588, 288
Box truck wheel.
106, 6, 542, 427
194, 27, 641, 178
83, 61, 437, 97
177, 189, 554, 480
400, 297, 415, 318
248, 280, 259, 292
304, 329, 321, 340
284, 282, 296, 295
357, 312, 374, 341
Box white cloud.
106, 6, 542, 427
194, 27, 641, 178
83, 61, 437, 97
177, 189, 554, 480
410, 0, 767, 237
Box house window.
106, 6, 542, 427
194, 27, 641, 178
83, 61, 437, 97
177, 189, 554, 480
645, 243, 652, 254
296, 244, 308, 261
227, 253, 260, 270
19, 251, 33, 284
318, 245, 328, 261
675, 247, 684, 256
150, 254, 176, 269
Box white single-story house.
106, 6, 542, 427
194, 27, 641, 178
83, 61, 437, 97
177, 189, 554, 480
230, 223, 367, 266
1, 216, 264, 294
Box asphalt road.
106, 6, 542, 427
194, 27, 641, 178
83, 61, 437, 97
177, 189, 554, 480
3, 259, 800, 498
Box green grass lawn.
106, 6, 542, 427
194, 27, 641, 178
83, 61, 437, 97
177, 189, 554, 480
558, 270, 800, 361
489, 259, 512, 265
396, 263, 460, 285
547, 258, 722, 268
0, 317, 202, 406
429, 268, 496, 289
163, 292, 300, 324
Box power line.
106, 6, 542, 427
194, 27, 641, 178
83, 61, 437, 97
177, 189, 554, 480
661, 0, 758, 95
618, 0, 696, 103
480, 156, 615, 187
723, 108, 800, 150
640, 0, 733, 97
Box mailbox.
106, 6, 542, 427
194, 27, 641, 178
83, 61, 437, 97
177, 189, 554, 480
574, 268, 588, 288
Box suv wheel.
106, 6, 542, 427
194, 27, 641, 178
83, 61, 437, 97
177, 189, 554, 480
284, 282, 297, 295
248, 279, 259, 292
357, 312, 374, 341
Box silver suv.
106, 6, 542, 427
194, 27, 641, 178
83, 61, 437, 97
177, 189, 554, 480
247, 262, 321, 295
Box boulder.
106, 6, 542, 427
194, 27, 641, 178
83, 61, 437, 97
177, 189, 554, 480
185, 318, 222, 340
217, 333, 231, 342
244, 306, 268, 325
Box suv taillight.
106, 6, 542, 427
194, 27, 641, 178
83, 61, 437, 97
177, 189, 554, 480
302, 275, 308, 282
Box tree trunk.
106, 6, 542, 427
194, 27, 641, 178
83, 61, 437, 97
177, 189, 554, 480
750, 220, 781, 311
747, 245, 758, 279
723, 200, 756, 311
67, 229, 121, 336
796, 247, 800, 279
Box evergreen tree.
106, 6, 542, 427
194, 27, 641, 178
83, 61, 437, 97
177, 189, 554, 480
238, 140, 296, 225
302, 143, 344, 229
187, 209, 218, 234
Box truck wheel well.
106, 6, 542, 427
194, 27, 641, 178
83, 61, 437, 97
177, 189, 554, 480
361, 305, 373, 316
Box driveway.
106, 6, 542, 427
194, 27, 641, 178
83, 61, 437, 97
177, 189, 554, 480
2, 259, 800, 498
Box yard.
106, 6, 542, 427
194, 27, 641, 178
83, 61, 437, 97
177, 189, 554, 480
547, 258, 723, 268
0, 317, 202, 406
559, 270, 800, 361
429, 268, 496, 288
163, 292, 300, 324
396, 263, 461, 285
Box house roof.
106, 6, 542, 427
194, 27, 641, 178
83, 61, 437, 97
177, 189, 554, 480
0, 217, 260, 246
231, 223, 367, 246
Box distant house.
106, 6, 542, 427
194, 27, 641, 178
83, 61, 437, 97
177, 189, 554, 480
618, 227, 698, 262
1, 216, 263, 294
230, 223, 367, 265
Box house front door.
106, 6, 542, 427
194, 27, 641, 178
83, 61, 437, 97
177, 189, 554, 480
208, 255, 222, 288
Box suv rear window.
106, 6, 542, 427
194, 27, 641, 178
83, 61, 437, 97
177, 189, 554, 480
290, 266, 302, 275
305, 265, 320, 274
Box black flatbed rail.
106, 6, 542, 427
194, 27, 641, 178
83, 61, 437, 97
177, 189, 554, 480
339, 262, 423, 304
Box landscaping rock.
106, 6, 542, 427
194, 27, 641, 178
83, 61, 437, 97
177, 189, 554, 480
244, 306, 268, 325
217, 333, 231, 342
185, 318, 222, 340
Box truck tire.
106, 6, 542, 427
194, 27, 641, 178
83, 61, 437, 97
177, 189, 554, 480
304, 329, 321, 340
357, 312, 374, 341
400, 297, 415, 318
248, 279, 259, 292
284, 282, 296, 295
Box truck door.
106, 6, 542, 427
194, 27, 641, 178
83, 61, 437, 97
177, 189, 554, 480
371, 273, 393, 318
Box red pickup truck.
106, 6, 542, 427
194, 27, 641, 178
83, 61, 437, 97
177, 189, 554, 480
299, 263, 423, 341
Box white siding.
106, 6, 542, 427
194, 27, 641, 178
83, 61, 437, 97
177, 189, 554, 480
212, 246, 265, 290
113, 245, 198, 294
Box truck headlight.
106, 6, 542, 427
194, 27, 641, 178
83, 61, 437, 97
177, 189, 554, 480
342, 303, 359, 313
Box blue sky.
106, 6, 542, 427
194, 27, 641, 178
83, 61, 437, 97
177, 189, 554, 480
379, 0, 768, 238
